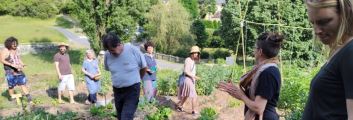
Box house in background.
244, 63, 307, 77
204, 0, 226, 21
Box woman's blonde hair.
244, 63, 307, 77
85, 49, 96, 60
306, 0, 353, 53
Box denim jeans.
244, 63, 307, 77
113, 83, 140, 120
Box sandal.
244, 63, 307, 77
175, 105, 184, 112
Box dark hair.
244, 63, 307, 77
144, 41, 154, 51
4, 37, 18, 49
256, 32, 284, 58
102, 32, 121, 50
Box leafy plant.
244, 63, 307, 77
4, 108, 77, 120
90, 103, 115, 118
196, 65, 241, 95
198, 107, 218, 120
157, 70, 179, 96
138, 97, 158, 111
146, 107, 172, 120
278, 65, 320, 119
228, 99, 242, 108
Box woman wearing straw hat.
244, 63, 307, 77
176, 46, 201, 115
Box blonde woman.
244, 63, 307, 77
176, 46, 201, 115
82, 50, 101, 104
303, 0, 353, 119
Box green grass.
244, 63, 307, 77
0, 15, 67, 43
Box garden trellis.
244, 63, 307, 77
228, 0, 316, 81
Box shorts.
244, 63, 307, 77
6, 74, 26, 88
58, 74, 75, 91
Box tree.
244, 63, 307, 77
73, 0, 150, 52
198, 0, 216, 18
219, 0, 320, 65
191, 20, 208, 48
144, 0, 195, 54
180, 0, 199, 19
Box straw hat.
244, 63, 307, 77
58, 42, 69, 47
190, 46, 200, 54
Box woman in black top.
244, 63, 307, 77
303, 0, 353, 119
218, 32, 284, 120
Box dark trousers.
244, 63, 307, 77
113, 83, 140, 120
87, 93, 97, 103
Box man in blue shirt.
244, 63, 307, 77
102, 32, 147, 120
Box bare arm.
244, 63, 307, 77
241, 95, 268, 116
55, 62, 62, 79
217, 82, 267, 116
0, 50, 13, 66
347, 99, 353, 120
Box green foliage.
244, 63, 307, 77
0, 0, 59, 19
216, 58, 226, 64
196, 65, 241, 95
157, 70, 179, 96
198, 0, 217, 18
146, 107, 172, 120
138, 97, 158, 111
90, 103, 115, 118
99, 64, 112, 95
220, 0, 322, 64
278, 65, 320, 119
179, 0, 199, 19
74, 0, 151, 52
56, 16, 74, 28
202, 48, 231, 59
191, 20, 209, 48
202, 20, 220, 29
144, 0, 195, 54
198, 107, 218, 120
59, 0, 76, 14
208, 36, 224, 48
4, 108, 77, 120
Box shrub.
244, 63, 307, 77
5, 108, 77, 119
216, 58, 226, 64
202, 48, 231, 59
90, 103, 115, 118
278, 65, 320, 119
59, 0, 76, 14
0, 0, 59, 19
157, 70, 179, 96
146, 107, 172, 120
173, 48, 190, 58
201, 20, 220, 29
198, 107, 218, 120
196, 65, 242, 95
